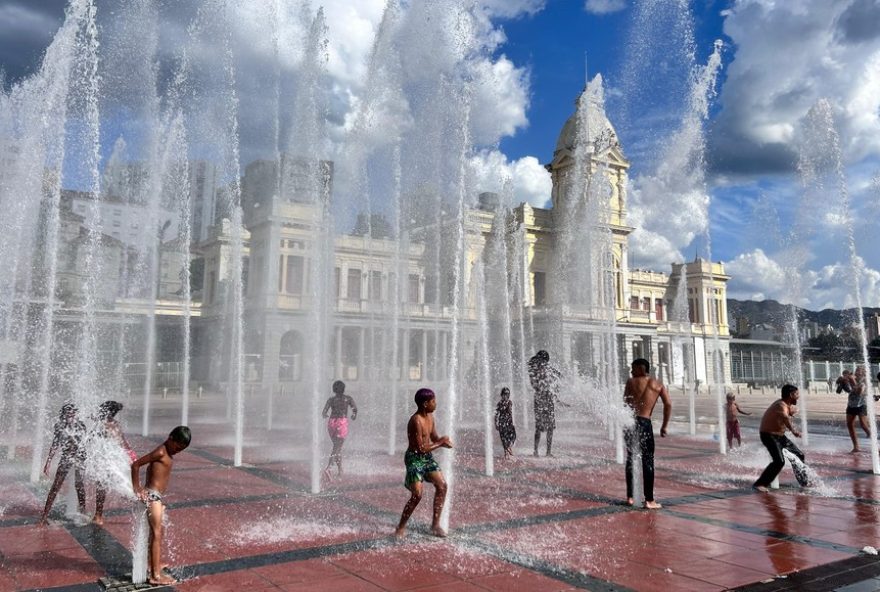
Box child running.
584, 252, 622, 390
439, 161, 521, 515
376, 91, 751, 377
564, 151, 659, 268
495, 387, 516, 459
394, 388, 452, 538
726, 393, 751, 448
321, 380, 358, 481
39, 403, 87, 525
131, 426, 191, 586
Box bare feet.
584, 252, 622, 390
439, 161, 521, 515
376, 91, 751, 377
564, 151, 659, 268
625, 498, 635, 507
850, 448, 861, 454
644, 501, 662, 510
92, 515, 104, 525
148, 574, 177, 586
36, 518, 48, 527
393, 527, 406, 538
753, 485, 769, 493
430, 526, 447, 538
546, 453, 555, 458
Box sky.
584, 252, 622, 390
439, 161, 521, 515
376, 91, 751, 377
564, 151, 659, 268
2, 0, 880, 311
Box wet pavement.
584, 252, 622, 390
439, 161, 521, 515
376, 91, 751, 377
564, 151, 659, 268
2, 419, 880, 591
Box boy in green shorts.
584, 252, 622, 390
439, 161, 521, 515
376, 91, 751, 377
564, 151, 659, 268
394, 388, 453, 538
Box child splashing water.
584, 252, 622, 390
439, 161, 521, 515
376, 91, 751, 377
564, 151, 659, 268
89, 401, 137, 525
131, 426, 191, 586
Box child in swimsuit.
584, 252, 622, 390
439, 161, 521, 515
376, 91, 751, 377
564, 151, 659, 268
495, 387, 516, 458
395, 388, 453, 538
321, 380, 358, 481
39, 403, 87, 525
131, 426, 191, 586
91, 400, 137, 525
725, 393, 750, 448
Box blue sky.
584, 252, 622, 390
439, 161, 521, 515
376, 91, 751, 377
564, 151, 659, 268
2, 0, 879, 310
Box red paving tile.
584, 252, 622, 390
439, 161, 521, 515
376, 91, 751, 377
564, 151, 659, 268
277, 574, 386, 591
409, 581, 491, 592
251, 559, 346, 586
0, 525, 84, 556
330, 545, 511, 591
2, 428, 879, 592
0, 569, 16, 592
468, 570, 579, 592
4, 547, 105, 590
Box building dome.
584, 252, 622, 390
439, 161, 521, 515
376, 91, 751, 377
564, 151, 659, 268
553, 75, 621, 156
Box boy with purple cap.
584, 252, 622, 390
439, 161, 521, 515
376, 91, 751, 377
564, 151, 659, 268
394, 388, 453, 538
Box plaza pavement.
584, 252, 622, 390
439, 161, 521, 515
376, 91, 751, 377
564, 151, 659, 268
2, 404, 880, 592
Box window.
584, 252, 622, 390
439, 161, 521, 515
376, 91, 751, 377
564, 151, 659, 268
279, 331, 303, 381
655, 299, 664, 321
388, 272, 397, 301
533, 272, 546, 306
408, 274, 420, 304
207, 271, 216, 304
370, 271, 382, 301
285, 255, 304, 294
334, 267, 341, 298
630, 296, 639, 310
347, 269, 362, 300
632, 341, 643, 360
642, 297, 650, 311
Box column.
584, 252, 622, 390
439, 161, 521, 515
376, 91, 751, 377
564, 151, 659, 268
421, 329, 428, 382
279, 254, 287, 294
441, 332, 449, 380
335, 326, 343, 379
358, 327, 365, 381
403, 328, 410, 381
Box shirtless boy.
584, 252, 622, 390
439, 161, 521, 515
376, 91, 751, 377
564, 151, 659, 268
394, 388, 452, 538
753, 385, 809, 491
623, 358, 671, 509
726, 393, 751, 448
130, 426, 191, 585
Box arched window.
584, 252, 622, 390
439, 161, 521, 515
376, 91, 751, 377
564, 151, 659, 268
279, 330, 303, 381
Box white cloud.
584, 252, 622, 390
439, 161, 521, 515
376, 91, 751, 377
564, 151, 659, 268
470, 56, 530, 144
584, 0, 626, 15
479, 0, 546, 19
725, 249, 880, 310
711, 0, 880, 174
469, 150, 551, 208
725, 249, 792, 303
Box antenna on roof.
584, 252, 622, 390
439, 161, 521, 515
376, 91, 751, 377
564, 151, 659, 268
584, 52, 588, 89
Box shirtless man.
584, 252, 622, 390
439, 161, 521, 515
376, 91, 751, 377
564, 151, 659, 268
753, 385, 809, 491
623, 358, 671, 509
394, 388, 453, 538
131, 426, 191, 585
